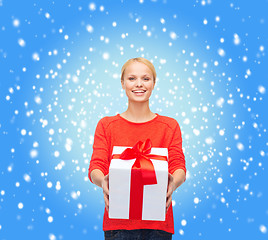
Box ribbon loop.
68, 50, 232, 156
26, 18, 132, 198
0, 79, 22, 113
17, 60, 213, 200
119, 138, 157, 184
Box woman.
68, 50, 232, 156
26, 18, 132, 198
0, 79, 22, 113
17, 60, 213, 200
88, 57, 186, 239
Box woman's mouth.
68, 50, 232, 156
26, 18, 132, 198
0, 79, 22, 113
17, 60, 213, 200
132, 90, 146, 96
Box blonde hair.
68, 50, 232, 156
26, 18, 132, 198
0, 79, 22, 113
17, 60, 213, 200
121, 57, 156, 83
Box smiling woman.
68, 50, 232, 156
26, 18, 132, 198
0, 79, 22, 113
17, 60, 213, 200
123, 65, 154, 91
119, 57, 157, 122
88, 57, 186, 240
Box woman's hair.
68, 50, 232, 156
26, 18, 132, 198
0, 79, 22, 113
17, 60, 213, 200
121, 57, 156, 83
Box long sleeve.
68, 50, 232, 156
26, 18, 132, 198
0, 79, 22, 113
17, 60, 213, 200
88, 118, 110, 183
168, 121, 186, 177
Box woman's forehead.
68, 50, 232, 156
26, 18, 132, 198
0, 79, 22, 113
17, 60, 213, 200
125, 62, 153, 75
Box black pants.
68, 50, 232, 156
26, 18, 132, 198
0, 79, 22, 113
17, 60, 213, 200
104, 229, 172, 240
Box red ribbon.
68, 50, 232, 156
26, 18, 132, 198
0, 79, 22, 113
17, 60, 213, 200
111, 138, 167, 220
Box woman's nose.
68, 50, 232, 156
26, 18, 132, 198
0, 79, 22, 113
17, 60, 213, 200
136, 78, 143, 86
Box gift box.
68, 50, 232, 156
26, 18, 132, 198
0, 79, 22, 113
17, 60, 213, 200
108, 138, 168, 221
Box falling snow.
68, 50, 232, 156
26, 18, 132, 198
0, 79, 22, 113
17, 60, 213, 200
260, 225, 267, 234
13, 18, 20, 27
18, 38, 26, 47
18, 203, 24, 209
233, 33, 241, 45
0, 1, 267, 239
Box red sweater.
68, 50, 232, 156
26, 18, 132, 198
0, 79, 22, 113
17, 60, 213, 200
88, 113, 186, 234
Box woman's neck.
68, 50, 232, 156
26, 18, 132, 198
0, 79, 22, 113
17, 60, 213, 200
121, 101, 155, 122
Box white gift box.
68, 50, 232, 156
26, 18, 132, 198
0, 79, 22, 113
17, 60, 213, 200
109, 146, 168, 221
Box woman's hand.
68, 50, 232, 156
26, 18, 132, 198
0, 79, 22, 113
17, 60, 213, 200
101, 174, 109, 211
166, 173, 175, 212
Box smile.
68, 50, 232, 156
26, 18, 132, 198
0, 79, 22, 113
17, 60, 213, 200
132, 90, 146, 95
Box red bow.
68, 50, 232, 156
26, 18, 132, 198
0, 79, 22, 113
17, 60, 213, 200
111, 138, 167, 220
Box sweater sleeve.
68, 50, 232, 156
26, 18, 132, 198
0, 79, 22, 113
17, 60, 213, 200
88, 118, 110, 183
168, 121, 186, 179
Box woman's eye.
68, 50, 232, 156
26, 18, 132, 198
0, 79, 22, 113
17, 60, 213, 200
129, 77, 135, 80
144, 78, 150, 81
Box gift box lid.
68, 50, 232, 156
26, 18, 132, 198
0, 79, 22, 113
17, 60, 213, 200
110, 146, 168, 170
112, 146, 168, 156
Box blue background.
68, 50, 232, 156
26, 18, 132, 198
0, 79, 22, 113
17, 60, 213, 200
0, 0, 267, 239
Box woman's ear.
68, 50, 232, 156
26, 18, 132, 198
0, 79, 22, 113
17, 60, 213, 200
121, 79, 125, 90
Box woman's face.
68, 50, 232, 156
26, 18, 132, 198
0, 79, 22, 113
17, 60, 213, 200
121, 61, 155, 103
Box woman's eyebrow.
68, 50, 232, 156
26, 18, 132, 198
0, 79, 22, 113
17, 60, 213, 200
127, 74, 151, 77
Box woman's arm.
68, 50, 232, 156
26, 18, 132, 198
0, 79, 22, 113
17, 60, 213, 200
91, 169, 109, 211
91, 169, 105, 187
166, 169, 186, 211
171, 168, 186, 190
